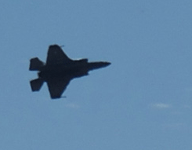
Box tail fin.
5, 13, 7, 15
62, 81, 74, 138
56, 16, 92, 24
30, 78, 44, 91
29, 57, 44, 71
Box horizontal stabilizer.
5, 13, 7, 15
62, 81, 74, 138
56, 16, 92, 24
30, 78, 44, 91
29, 57, 44, 71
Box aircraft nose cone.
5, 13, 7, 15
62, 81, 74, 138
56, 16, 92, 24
104, 62, 111, 67
88, 61, 111, 70
106, 62, 111, 65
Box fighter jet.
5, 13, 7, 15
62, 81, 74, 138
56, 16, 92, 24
29, 44, 111, 99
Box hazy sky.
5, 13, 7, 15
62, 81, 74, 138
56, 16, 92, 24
1, 1, 192, 150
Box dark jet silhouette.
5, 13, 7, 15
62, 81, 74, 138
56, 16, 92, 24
29, 44, 111, 99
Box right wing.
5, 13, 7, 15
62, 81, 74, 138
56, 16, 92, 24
46, 45, 73, 65
47, 77, 71, 99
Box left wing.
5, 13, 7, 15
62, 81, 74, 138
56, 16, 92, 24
46, 45, 73, 65
47, 77, 71, 99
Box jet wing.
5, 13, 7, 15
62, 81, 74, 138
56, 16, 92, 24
47, 77, 71, 99
46, 45, 73, 65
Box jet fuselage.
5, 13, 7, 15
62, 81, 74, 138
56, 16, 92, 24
38, 59, 110, 81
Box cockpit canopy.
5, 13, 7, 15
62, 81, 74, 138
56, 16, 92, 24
77, 58, 88, 63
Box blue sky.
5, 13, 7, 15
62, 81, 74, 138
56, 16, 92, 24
1, 0, 192, 149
